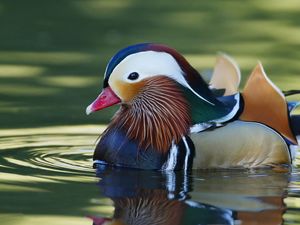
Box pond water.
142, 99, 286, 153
0, 125, 300, 225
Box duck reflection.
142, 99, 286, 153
90, 166, 289, 225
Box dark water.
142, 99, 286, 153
0, 126, 299, 225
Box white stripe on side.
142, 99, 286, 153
162, 141, 178, 171
163, 170, 176, 199
182, 136, 190, 170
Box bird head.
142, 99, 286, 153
86, 43, 221, 114
86, 43, 227, 152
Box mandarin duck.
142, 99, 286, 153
86, 43, 300, 170
88, 167, 287, 225
88, 168, 235, 225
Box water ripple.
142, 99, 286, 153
0, 125, 104, 175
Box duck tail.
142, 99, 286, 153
285, 89, 300, 138
288, 101, 300, 113
286, 95, 300, 139
291, 115, 300, 138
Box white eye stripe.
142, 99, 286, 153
108, 51, 214, 105
110, 51, 184, 83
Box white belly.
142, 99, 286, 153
190, 121, 291, 169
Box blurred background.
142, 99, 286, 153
1, 0, 300, 129
1, 2, 300, 225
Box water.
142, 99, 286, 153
0, 125, 300, 225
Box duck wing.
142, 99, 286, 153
209, 53, 241, 96
239, 63, 297, 144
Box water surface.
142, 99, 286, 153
0, 126, 300, 225
1, 1, 300, 224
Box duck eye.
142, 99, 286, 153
127, 72, 139, 80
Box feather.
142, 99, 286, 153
102, 76, 191, 153
209, 53, 241, 96
240, 63, 297, 144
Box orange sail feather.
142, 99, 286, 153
240, 63, 297, 144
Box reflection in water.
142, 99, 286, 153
93, 166, 291, 225
0, 126, 299, 225
0, 126, 104, 225
0, 125, 103, 174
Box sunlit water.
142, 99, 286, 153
0, 125, 300, 225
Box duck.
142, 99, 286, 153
86, 43, 300, 170
87, 168, 288, 225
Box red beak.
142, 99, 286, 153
86, 86, 121, 115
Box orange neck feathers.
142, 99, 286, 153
105, 76, 191, 153
113, 189, 185, 225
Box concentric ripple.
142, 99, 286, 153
0, 125, 105, 175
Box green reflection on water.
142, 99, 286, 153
0, 125, 299, 224
0, 0, 300, 224
1, 0, 300, 129
0, 125, 114, 225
